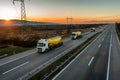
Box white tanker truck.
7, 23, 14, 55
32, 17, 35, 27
71, 31, 82, 40
37, 36, 63, 53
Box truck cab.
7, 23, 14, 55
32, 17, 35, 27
37, 36, 63, 53
71, 32, 77, 40
91, 28, 95, 32
37, 39, 49, 53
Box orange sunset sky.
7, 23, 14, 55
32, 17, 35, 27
1, 0, 120, 23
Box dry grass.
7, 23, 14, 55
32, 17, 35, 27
0, 27, 91, 48
116, 23, 120, 40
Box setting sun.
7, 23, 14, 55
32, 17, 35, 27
1, 8, 15, 20
2, 10, 13, 20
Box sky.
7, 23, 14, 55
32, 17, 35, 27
0, 0, 120, 23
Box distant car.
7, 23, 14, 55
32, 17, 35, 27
91, 28, 95, 32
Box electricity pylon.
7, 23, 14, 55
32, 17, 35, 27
66, 17, 73, 33
13, 0, 27, 25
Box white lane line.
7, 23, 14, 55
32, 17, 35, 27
106, 33, 112, 80
88, 57, 94, 66
52, 30, 105, 80
102, 38, 104, 41
0, 52, 34, 66
98, 44, 101, 48
3, 61, 29, 75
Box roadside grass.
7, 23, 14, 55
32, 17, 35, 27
117, 32, 120, 40
0, 46, 33, 57
116, 23, 120, 40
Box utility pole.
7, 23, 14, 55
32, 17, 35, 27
13, 0, 27, 25
66, 17, 73, 33
70, 17, 73, 29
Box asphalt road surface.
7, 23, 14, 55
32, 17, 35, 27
52, 24, 120, 80
0, 27, 103, 80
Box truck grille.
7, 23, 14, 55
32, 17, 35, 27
38, 48, 42, 53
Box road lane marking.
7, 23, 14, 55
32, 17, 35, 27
98, 44, 101, 48
102, 38, 104, 41
52, 29, 105, 80
88, 57, 94, 66
3, 61, 29, 75
106, 33, 112, 80
0, 52, 34, 66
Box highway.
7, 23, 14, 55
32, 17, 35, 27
0, 27, 103, 80
52, 24, 120, 80
109, 24, 120, 80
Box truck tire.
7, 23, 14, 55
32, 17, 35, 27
60, 42, 63, 46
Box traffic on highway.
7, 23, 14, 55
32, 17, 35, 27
0, 25, 104, 80
1, 0, 120, 80
0, 22, 120, 80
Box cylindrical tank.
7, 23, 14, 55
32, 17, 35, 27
48, 36, 62, 47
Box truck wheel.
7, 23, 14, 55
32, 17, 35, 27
61, 42, 63, 46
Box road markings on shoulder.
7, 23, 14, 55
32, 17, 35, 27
3, 61, 29, 75
106, 33, 112, 80
102, 38, 104, 41
98, 44, 101, 48
0, 52, 34, 66
88, 56, 94, 66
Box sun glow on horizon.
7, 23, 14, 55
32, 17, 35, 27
1, 8, 15, 20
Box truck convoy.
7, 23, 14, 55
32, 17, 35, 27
37, 36, 63, 53
71, 31, 82, 40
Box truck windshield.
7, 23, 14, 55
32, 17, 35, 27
72, 34, 76, 36
38, 43, 45, 47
